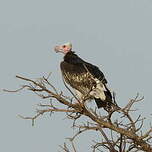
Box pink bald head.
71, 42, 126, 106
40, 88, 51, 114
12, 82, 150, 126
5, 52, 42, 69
54, 42, 72, 54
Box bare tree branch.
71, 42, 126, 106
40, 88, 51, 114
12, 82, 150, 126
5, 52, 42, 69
5, 74, 152, 152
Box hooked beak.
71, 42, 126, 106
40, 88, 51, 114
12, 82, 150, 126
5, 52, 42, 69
54, 46, 62, 53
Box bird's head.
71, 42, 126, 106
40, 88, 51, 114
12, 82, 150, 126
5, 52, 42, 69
54, 42, 72, 54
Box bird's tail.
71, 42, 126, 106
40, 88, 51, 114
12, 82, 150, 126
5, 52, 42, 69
94, 97, 112, 109
94, 86, 119, 111
94, 98, 109, 108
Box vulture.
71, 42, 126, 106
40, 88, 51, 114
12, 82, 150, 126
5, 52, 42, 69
54, 42, 113, 110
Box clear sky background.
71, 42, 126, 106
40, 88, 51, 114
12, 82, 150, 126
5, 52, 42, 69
0, 0, 152, 151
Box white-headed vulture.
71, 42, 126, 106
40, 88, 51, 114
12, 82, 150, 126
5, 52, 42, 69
54, 42, 113, 110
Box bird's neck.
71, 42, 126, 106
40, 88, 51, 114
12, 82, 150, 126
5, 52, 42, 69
64, 51, 76, 63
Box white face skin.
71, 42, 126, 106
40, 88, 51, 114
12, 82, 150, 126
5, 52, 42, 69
54, 42, 72, 54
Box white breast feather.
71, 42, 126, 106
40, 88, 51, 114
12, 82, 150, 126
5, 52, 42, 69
90, 78, 106, 101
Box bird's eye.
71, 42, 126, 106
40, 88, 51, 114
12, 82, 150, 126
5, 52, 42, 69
63, 45, 66, 48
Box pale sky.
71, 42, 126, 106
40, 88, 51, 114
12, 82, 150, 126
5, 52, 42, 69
0, 0, 152, 151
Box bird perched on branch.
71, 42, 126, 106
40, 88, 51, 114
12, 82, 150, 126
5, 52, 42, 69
54, 42, 113, 111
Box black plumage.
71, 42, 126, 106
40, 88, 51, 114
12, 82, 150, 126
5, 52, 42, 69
60, 51, 112, 109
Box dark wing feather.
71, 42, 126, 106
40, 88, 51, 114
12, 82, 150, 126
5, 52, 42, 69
64, 52, 107, 83
60, 61, 96, 95
84, 62, 107, 83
